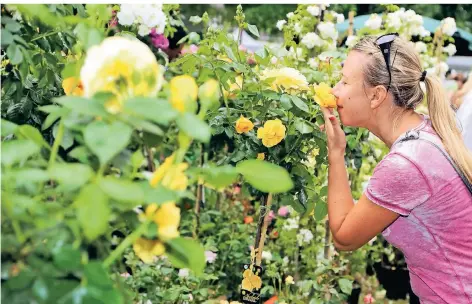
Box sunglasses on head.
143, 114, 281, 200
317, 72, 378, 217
375, 33, 399, 92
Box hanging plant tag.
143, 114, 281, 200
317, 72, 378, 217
240, 263, 263, 303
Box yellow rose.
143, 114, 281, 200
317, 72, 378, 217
235, 115, 254, 134
285, 275, 295, 285
257, 119, 286, 148
62, 77, 84, 96
149, 154, 189, 191
170, 75, 198, 113
223, 76, 243, 100
313, 82, 337, 108
133, 238, 165, 264
80, 37, 164, 114
257, 153, 265, 160
260, 67, 309, 95
154, 202, 181, 241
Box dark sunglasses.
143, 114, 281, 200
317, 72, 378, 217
375, 33, 399, 92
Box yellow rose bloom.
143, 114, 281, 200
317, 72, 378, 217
62, 77, 84, 96
149, 154, 188, 191
257, 153, 265, 160
198, 79, 220, 103
313, 82, 337, 108
285, 275, 295, 285
133, 238, 165, 264
235, 115, 254, 134
223, 76, 243, 100
80, 37, 164, 114
260, 67, 309, 95
154, 202, 181, 241
257, 119, 286, 148
170, 75, 198, 113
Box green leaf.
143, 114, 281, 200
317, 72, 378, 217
54, 96, 108, 117
84, 262, 112, 288
86, 28, 103, 50
52, 245, 81, 271
49, 163, 93, 191
130, 149, 144, 169
6, 268, 35, 290
236, 160, 293, 193
14, 168, 50, 184
199, 165, 239, 189
290, 96, 310, 113
280, 94, 293, 110
123, 98, 178, 126
84, 121, 133, 166
338, 278, 353, 294
75, 184, 110, 241
314, 201, 328, 221
247, 24, 260, 38
16, 124, 49, 148
98, 177, 144, 205
176, 113, 211, 143
223, 45, 237, 62
7, 43, 23, 65
281, 194, 305, 213
1, 119, 18, 136
294, 118, 314, 134
125, 117, 164, 136
6, 22, 21, 33
32, 278, 49, 301
1, 29, 13, 46
140, 183, 179, 205
189, 16, 202, 24
1, 140, 40, 167
167, 237, 206, 276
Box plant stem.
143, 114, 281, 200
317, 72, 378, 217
103, 221, 148, 268
31, 31, 58, 41
49, 120, 64, 168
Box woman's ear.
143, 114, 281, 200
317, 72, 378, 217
370, 85, 388, 109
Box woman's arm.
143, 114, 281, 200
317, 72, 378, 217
321, 108, 399, 251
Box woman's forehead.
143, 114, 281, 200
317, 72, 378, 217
344, 52, 367, 79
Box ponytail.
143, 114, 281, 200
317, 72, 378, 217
424, 74, 472, 184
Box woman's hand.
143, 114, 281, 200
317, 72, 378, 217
320, 107, 346, 162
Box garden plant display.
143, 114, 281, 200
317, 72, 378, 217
1, 3, 459, 304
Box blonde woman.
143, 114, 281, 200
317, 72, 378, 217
321, 33, 472, 303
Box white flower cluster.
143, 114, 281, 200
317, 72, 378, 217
283, 216, 300, 230
117, 4, 167, 37
288, 47, 305, 62
443, 44, 457, 56
317, 21, 338, 40
384, 8, 430, 37
365, 14, 382, 30
301, 32, 323, 49
276, 20, 287, 31
307, 5, 320, 17
262, 251, 272, 261
415, 41, 428, 53
345, 35, 359, 48
297, 228, 314, 246
441, 17, 457, 36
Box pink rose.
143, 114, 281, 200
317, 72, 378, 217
151, 34, 169, 50
238, 45, 247, 52
268, 210, 275, 221
204, 251, 217, 263
278, 206, 289, 217
363, 294, 375, 304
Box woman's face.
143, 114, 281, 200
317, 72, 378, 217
332, 51, 374, 128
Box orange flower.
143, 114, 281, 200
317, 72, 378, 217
244, 216, 254, 224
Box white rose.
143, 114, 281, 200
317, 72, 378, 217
138, 24, 150, 36
308, 58, 318, 69
419, 27, 431, 37
117, 5, 135, 26
415, 41, 428, 53
386, 12, 401, 30
301, 32, 323, 49
287, 12, 294, 19
262, 251, 272, 261
178, 268, 190, 278
441, 17, 457, 36
345, 35, 358, 48
365, 14, 382, 30
276, 20, 287, 31
336, 13, 345, 24
443, 44, 457, 56
307, 5, 320, 16
317, 21, 338, 40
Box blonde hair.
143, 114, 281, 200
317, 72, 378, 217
353, 36, 472, 184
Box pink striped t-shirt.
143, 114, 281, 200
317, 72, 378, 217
366, 116, 472, 304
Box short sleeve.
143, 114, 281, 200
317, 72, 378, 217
365, 153, 432, 216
